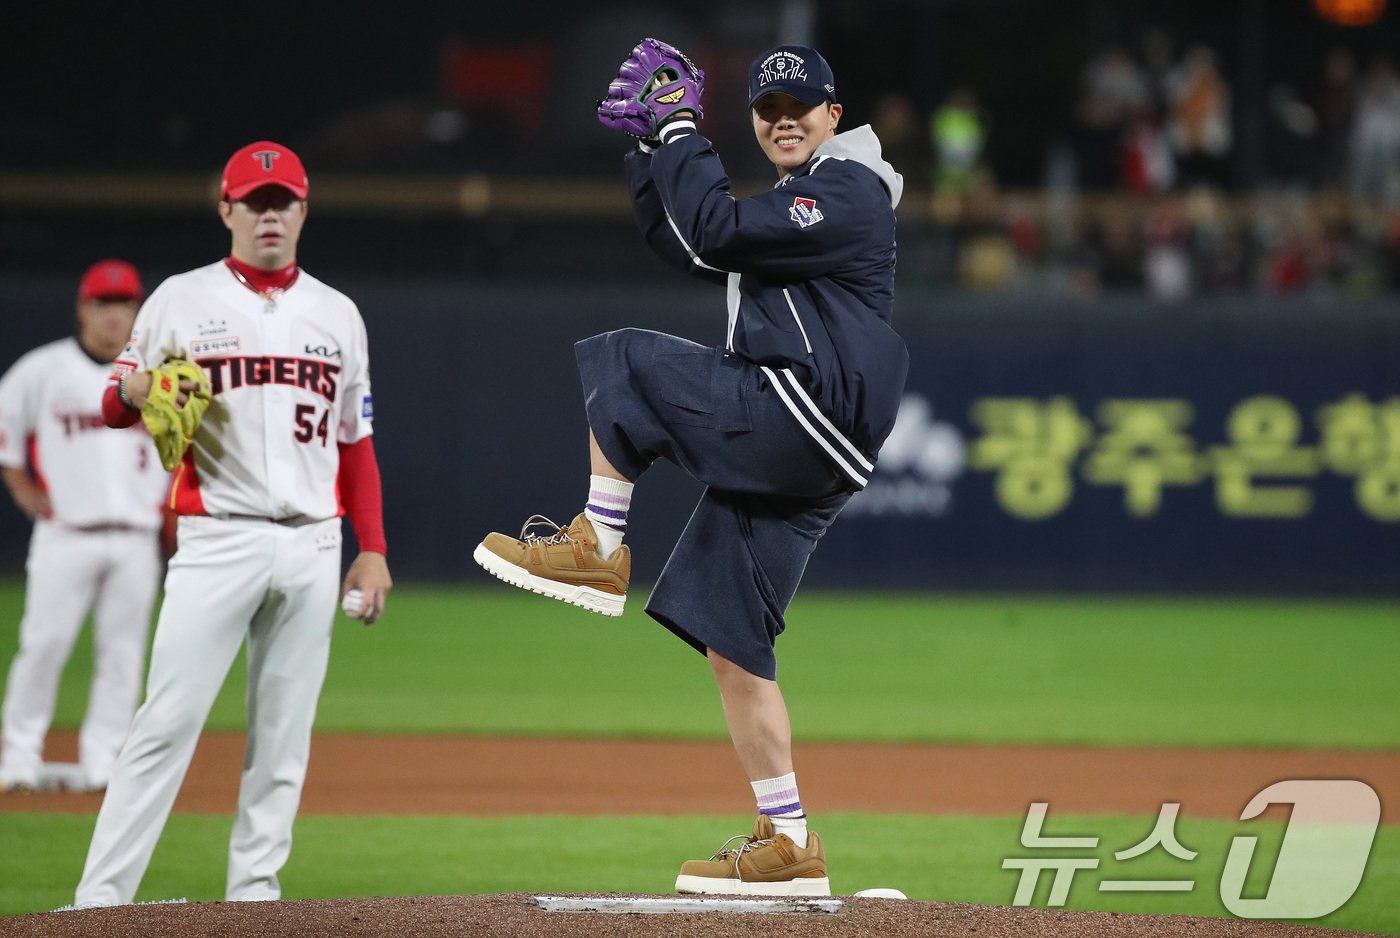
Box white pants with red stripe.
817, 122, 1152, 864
75, 514, 341, 906
0, 522, 161, 789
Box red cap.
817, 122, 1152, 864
78, 259, 144, 302
220, 140, 309, 202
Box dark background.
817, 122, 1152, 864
3, 273, 1396, 594
5, 1, 1398, 181
2, 0, 1397, 593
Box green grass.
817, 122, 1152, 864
1, 812, 1396, 934
3, 580, 1396, 749
4, 580, 1399, 931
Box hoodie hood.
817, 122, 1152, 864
814, 124, 904, 209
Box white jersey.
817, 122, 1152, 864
111, 261, 374, 520
0, 338, 167, 530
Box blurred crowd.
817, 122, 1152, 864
8, 5, 1400, 299
899, 185, 1400, 299
871, 30, 1400, 298
1067, 34, 1400, 200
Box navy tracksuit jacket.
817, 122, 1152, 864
625, 123, 909, 489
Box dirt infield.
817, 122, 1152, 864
7, 730, 1400, 821
0, 894, 1386, 938
5, 732, 1395, 936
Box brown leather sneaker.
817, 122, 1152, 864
473, 513, 630, 616
675, 815, 830, 896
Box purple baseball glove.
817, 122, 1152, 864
597, 38, 705, 140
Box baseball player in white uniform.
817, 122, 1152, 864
0, 260, 167, 794
74, 140, 392, 907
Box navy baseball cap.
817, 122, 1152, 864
748, 45, 837, 108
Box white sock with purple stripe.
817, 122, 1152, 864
585, 475, 632, 558
753, 772, 807, 848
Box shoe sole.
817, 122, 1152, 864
473, 543, 625, 617
674, 875, 831, 897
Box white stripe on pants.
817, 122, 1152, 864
1, 524, 160, 784
75, 515, 340, 906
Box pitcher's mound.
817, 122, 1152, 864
0, 894, 1381, 937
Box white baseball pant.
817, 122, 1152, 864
1, 523, 160, 788
75, 515, 340, 906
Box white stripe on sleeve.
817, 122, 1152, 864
760, 366, 869, 487
775, 368, 874, 472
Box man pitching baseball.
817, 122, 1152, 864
475, 41, 907, 895
0, 260, 167, 794
74, 140, 392, 907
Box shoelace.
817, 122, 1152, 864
518, 515, 575, 546
710, 833, 776, 877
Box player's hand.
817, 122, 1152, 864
18, 489, 53, 521
122, 371, 154, 409
122, 372, 201, 409
3, 469, 53, 521
341, 551, 392, 626
174, 377, 199, 408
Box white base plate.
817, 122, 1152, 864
533, 895, 842, 914
674, 874, 832, 897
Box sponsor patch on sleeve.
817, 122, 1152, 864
789, 197, 824, 228
362, 395, 374, 420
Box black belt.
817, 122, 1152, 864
65, 522, 149, 534
220, 513, 325, 528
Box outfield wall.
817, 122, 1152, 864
2, 274, 1396, 594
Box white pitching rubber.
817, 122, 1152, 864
473, 543, 625, 617
853, 888, 908, 899
674, 875, 832, 897
534, 895, 843, 914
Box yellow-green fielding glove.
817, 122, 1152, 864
140, 358, 211, 471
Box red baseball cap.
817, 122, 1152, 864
220, 140, 309, 202
78, 259, 144, 302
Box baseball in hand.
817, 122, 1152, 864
342, 588, 366, 619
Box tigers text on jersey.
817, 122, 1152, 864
111, 261, 374, 520
0, 338, 167, 529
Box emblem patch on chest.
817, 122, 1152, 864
790, 197, 824, 228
